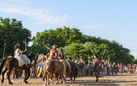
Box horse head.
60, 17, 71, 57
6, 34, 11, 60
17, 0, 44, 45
45, 58, 54, 72
37, 53, 49, 63
37, 54, 44, 62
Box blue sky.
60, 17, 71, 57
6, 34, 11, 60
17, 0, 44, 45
0, 0, 137, 58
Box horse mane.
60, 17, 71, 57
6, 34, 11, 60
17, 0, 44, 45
27, 52, 34, 62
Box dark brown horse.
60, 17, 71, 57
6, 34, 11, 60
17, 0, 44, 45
66, 60, 78, 82
0, 52, 35, 84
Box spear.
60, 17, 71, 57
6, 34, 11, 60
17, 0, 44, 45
3, 43, 6, 59
25, 39, 27, 50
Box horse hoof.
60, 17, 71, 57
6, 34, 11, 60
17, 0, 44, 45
9, 82, 13, 84
61, 80, 63, 83
1, 80, 4, 83
24, 80, 28, 84
70, 80, 72, 82
63, 82, 66, 84
55, 81, 58, 85
96, 80, 98, 82
45, 82, 50, 85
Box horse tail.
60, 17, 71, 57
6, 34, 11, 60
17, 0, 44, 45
0, 59, 6, 74
62, 62, 66, 82
66, 61, 71, 76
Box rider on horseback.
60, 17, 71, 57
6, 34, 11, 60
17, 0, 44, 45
42, 42, 58, 71
58, 48, 65, 60
14, 43, 29, 67
42, 42, 58, 59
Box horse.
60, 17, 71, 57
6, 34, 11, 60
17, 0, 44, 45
66, 60, 78, 82
37, 54, 49, 80
0, 52, 35, 84
59, 59, 71, 82
94, 61, 104, 82
103, 63, 107, 76
43, 58, 66, 85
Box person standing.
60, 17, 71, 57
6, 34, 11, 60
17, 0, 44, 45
120, 63, 123, 73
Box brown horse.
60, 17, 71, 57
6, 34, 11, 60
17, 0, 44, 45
59, 59, 71, 77
94, 61, 104, 82
0, 52, 35, 84
66, 60, 78, 82
43, 58, 66, 85
37, 54, 49, 80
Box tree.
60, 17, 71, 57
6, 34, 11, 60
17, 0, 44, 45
0, 17, 31, 58
31, 26, 134, 64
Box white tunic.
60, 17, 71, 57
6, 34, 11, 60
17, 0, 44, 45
14, 48, 30, 66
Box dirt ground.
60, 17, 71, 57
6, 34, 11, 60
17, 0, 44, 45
0, 73, 137, 86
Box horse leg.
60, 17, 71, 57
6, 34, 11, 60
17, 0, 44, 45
7, 69, 13, 84
59, 75, 63, 83
73, 67, 75, 82
70, 73, 72, 82
43, 75, 45, 81
1, 68, 7, 83
43, 72, 45, 81
44, 73, 47, 85
15, 69, 19, 79
26, 69, 30, 80
47, 73, 49, 85
96, 75, 98, 82
54, 74, 59, 85
61, 74, 66, 84
95, 72, 98, 82
24, 69, 30, 83
74, 73, 76, 82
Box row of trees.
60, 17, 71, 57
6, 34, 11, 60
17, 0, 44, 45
31, 26, 134, 64
0, 17, 135, 64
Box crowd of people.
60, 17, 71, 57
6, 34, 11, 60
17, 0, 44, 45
72, 59, 137, 77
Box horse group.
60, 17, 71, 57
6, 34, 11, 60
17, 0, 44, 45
0, 53, 105, 85
37, 54, 78, 85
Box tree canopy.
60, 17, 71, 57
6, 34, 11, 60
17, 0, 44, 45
31, 26, 134, 64
0, 17, 31, 58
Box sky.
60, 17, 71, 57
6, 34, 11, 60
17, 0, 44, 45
0, 0, 137, 58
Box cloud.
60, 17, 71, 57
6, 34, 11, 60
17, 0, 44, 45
0, 2, 68, 24
1, 0, 30, 5
132, 52, 137, 58
81, 24, 111, 29
31, 31, 36, 37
